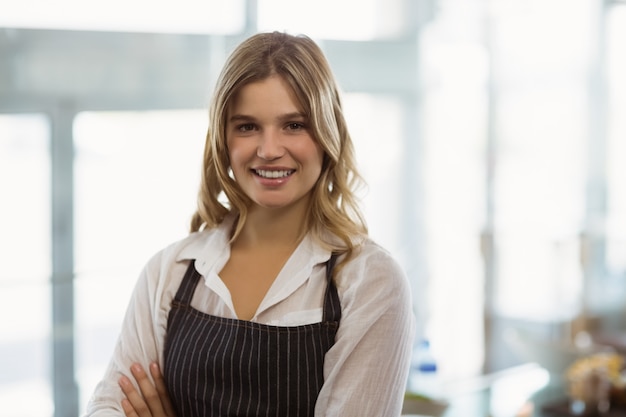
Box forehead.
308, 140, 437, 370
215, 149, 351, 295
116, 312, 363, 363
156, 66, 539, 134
228, 75, 304, 116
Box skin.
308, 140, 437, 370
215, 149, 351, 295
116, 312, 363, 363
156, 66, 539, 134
119, 363, 175, 417
220, 74, 324, 320
226, 74, 323, 213
119, 75, 324, 416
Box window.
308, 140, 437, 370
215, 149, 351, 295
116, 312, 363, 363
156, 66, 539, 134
419, 22, 488, 377
0, 114, 53, 417
343, 94, 405, 254
488, 0, 589, 320
73, 110, 206, 409
0, 0, 245, 34
257, 0, 411, 40
604, 4, 626, 308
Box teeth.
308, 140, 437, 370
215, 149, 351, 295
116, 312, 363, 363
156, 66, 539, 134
255, 169, 293, 179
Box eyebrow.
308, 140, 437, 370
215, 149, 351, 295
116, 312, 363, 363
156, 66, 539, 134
277, 112, 307, 122
228, 112, 307, 124
228, 114, 254, 123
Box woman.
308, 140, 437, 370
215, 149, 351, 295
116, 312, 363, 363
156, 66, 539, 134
85, 31, 415, 417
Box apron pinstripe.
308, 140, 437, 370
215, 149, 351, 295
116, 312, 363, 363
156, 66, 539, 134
163, 255, 341, 417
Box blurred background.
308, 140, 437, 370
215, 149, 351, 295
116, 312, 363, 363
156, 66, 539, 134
1, 0, 625, 416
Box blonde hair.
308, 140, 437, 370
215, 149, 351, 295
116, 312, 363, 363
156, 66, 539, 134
190, 31, 367, 261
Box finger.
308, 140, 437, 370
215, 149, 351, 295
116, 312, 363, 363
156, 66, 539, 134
149, 362, 177, 417
119, 375, 150, 417
121, 397, 139, 417
130, 363, 166, 416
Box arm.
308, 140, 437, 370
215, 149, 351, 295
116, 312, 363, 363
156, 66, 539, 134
315, 248, 416, 417
84, 254, 172, 417
118, 362, 176, 417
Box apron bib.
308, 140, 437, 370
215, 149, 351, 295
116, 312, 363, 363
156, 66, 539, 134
163, 255, 341, 417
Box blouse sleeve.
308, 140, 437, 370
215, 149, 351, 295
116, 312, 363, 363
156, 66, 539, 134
83, 252, 171, 417
315, 246, 416, 417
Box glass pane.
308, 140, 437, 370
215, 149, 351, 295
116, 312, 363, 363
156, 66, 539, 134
74, 110, 207, 409
343, 94, 405, 254
494, 87, 586, 320
605, 5, 626, 302
0, 114, 53, 417
0, 114, 52, 283
0, 0, 245, 34
491, 1, 588, 320
418, 26, 488, 379
258, 0, 409, 40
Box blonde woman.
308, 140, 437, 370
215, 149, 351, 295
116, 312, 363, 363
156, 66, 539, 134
85, 32, 414, 417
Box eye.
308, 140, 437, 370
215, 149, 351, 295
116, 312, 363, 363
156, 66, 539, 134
286, 122, 306, 131
236, 123, 256, 132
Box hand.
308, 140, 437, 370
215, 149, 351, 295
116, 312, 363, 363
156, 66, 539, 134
118, 362, 177, 417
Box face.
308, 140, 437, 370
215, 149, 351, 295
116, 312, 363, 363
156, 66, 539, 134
226, 75, 324, 213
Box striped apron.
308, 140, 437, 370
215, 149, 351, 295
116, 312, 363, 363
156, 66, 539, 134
163, 255, 341, 417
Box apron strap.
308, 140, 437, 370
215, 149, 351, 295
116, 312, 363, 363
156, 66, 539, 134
173, 260, 201, 306
322, 253, 342, 323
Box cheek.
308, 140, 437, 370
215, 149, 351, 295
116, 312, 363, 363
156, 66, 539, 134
312, 145, 325, 174
296, 142, 323, 171
227, 140, 246, 167
227, 149, 246, 181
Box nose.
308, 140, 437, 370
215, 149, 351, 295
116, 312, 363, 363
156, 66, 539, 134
257, 130, 285, 160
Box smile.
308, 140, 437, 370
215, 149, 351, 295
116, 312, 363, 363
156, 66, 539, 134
253, 169, 295, 179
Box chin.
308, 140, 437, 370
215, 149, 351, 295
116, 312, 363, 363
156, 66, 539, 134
257, 201, 293, 210
252, 196, 306, 211
250, 192, 312, 212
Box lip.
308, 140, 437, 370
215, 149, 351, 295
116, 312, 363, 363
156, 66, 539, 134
251, 167, 295, 187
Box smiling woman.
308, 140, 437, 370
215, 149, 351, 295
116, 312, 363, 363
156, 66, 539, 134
84, 32, 415, 417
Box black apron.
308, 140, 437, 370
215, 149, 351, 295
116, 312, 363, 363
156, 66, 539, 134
163, 255, 341, 417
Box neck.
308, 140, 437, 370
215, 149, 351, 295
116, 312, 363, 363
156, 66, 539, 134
235, 200, 311, 249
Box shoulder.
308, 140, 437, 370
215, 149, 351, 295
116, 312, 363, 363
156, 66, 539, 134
145, 229, 212, 268
131, 227, 225, 311
148, 213, 235, 269
333, 239, 414, 330
140, 226, 225, 287
336, 239, 410, 296
344, 239, 406, 276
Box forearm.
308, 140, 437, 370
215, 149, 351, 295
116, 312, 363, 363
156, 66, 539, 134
85, 262, 166, 416
83, 367, 126, 416
316, 249, 416, 416
317, 294, 415, 414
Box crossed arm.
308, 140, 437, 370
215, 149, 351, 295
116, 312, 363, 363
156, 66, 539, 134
100, 247, 415, 417
118, 363, 176, 417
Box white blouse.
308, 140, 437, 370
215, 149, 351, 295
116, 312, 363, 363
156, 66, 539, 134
85, 215, 415, 417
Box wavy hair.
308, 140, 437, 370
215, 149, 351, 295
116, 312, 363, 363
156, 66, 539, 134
190, 31, 367, 262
